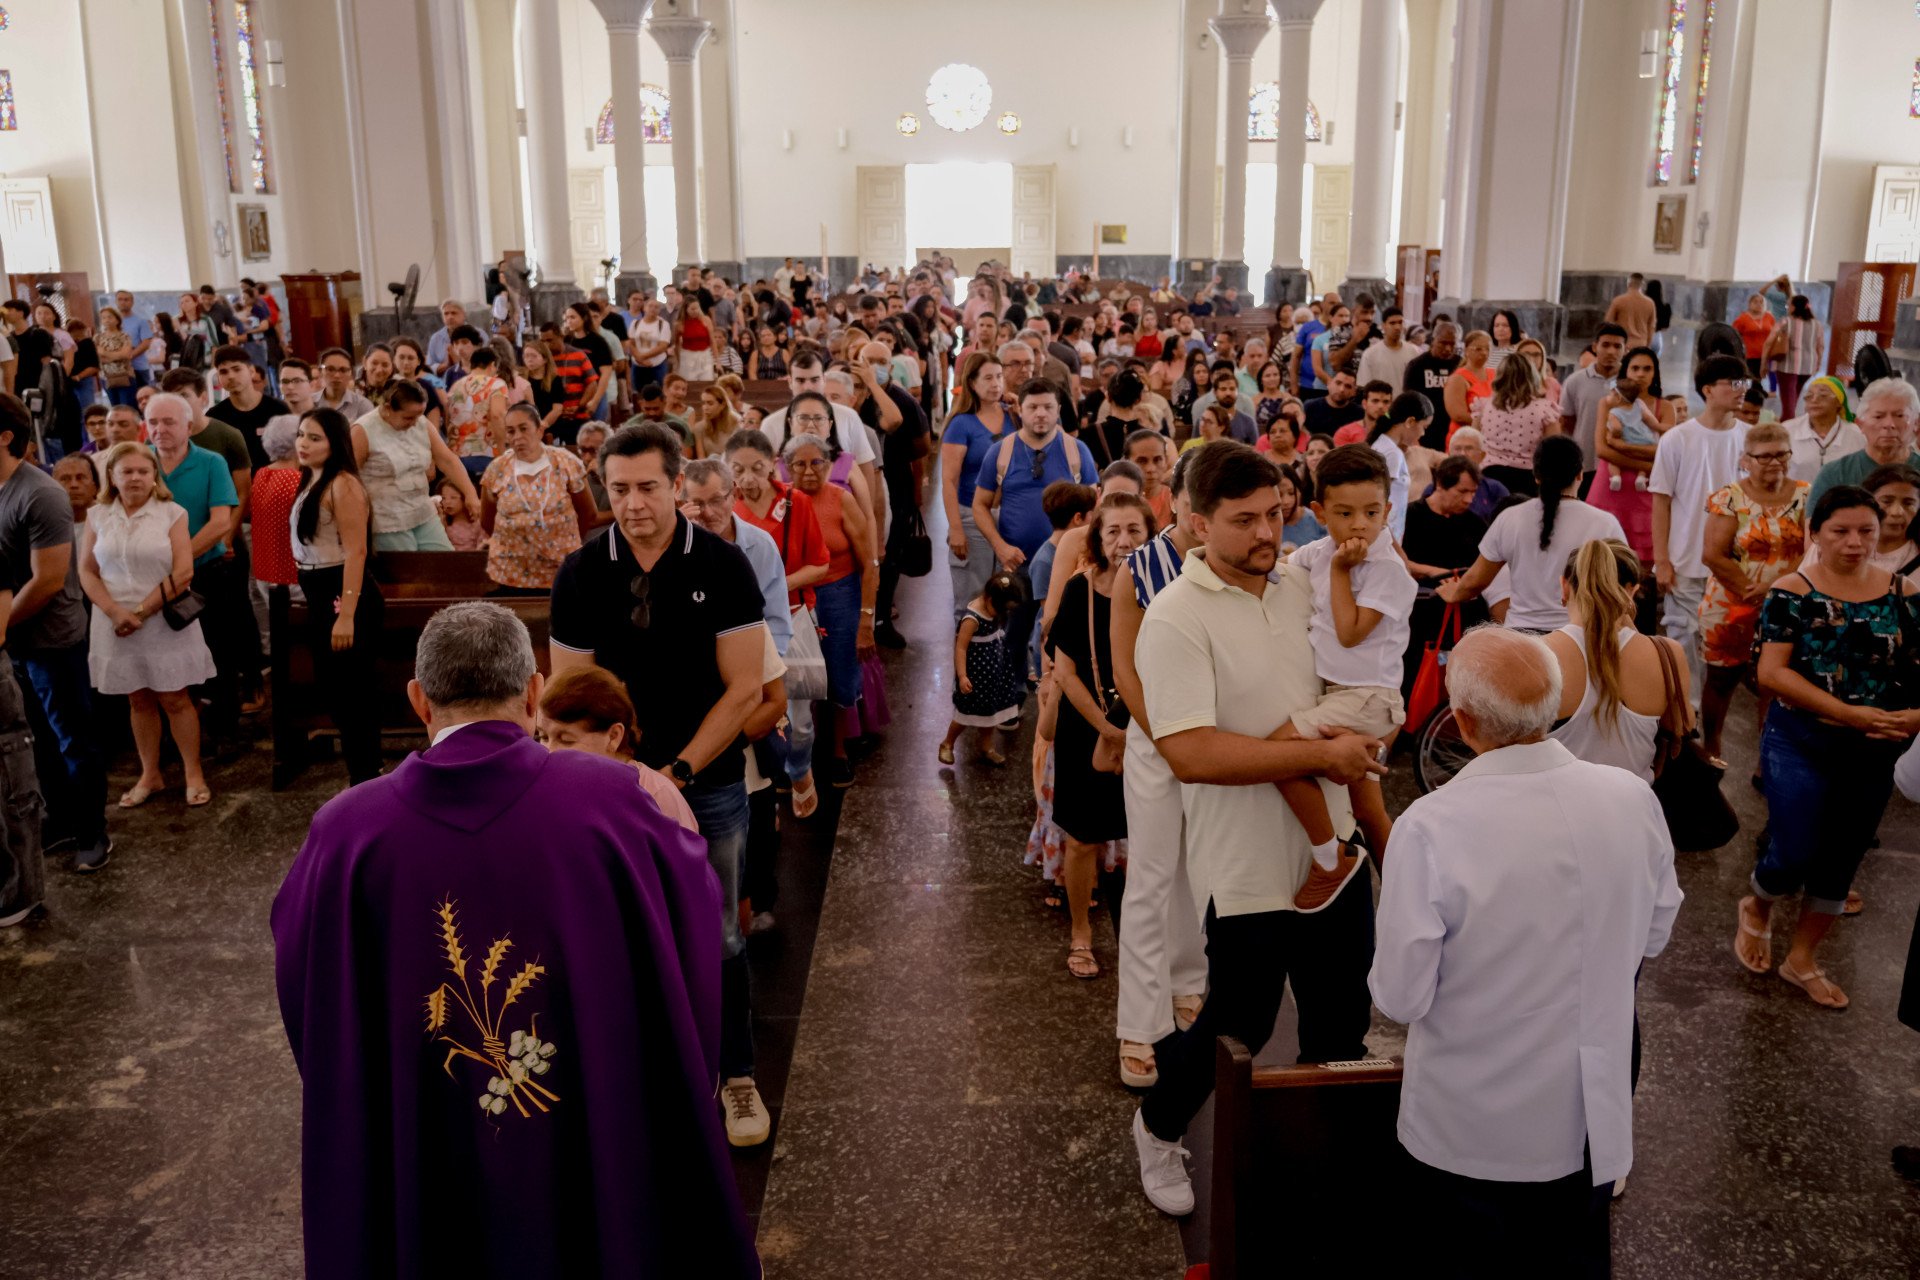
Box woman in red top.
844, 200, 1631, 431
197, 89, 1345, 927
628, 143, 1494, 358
248, 416, 304, 588
1442, 329, 1496, 440
785, 431, 875, 792
724, 428, 829, 607
674, 298, 716, 382
1733, 292, 1777, 382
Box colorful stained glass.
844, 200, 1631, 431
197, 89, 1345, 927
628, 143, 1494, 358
1651, 0, 1685, 186
207, 0, 238, 193
1248, 81, 1323, 143
594, 85, 671, 145
0, 71, 15, 132
0, 8, 11, 31
1687, 0, 1715, 184
234, 0, 270, 193
1912, 58, 1920, 119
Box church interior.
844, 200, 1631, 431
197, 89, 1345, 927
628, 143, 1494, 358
4, 0, 1920, 1277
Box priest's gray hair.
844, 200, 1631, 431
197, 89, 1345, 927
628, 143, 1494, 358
1445, 625, 1563, 748
416, 602, 538, 710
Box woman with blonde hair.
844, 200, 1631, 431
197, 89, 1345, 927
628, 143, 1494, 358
1473, 349, 1557, 496
1442, 329, 1496, 439
1544, 539, 1691, 781
80, 441, 215, 807
688, 383, 742, 459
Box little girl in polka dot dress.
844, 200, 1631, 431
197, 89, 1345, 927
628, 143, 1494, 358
940, 570, 1028, 766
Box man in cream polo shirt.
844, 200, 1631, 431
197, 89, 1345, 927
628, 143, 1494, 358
1125, 441, 1389, 1217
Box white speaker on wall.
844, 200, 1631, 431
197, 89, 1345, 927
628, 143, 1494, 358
1121, 126, 1133, 149
781, 129, 794, 150
1068, 127, 1079, 148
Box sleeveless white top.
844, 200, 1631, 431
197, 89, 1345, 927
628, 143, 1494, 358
290, 483, 346, 569
357, 408, 435, 534
1549, 623, 1662, 782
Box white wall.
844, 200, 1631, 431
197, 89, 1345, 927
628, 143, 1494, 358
1730, 0, 1827, 280
1808, 0, 1920, 279
1560, 0, 1661, 273
728, 0, 1182, 258
0, 2, 102, 281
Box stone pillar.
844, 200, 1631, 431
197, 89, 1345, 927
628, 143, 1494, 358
519, 0, 582, 322
1207, 6, 1272, 293
590, 0, 657, 299
1173, 0, 1222, 289
1265, 0, 1322, 306
697, 0, 744, 282
650, 14, 712, 275
1339, 0, 1398, 306
1435, 0, 1583, 353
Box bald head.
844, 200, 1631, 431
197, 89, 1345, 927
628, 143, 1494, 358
1446, 626, 1563, 751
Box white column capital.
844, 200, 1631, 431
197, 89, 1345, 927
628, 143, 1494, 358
588, 0, 653, 34
1208, 13, 1272, 61
648, 15, 712, 62
1270, 0, 1325, 28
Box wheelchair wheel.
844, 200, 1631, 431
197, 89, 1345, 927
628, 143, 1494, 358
1413, 706, 1473, 793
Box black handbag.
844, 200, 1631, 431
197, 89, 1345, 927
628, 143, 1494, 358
891, 508, 934, 579
159, 573, 207, 632
1649, 636, 1739, 852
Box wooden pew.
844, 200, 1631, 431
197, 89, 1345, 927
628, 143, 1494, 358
679, 379, 792, 416
270, 551, 551, 789
1206, 1038, 1413, 1279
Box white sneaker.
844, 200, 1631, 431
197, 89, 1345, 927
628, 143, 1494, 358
0, 901, 39, 927
722, 1077, 771, 1147
1612, 1175, 1628, 1199
1132, 1108, 1194, 1215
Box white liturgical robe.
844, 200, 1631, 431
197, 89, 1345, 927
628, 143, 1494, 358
1368, 738, 1682, 1187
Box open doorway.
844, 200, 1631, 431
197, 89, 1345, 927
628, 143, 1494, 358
907, 161, 1013, 296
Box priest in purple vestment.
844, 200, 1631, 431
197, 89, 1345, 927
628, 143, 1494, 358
271, 601, 760, 1279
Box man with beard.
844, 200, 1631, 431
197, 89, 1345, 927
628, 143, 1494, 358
1126, 441, 1389, 1216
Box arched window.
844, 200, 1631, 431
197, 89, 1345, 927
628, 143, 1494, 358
234, 0, 271, 193
207, 0, 239, 192
0, 72, 14, 132
1686, 0, 1716, 183
0, 8, 11, 30
595, 85, 671, 146
1248, 82, 1323, 143
1650, 0, 1685, 186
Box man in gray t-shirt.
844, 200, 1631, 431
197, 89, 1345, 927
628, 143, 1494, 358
0, 401, 105, 871
1559, 322, 1629, 477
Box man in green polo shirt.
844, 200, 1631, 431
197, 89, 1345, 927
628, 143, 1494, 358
1810, 378, 1920, 506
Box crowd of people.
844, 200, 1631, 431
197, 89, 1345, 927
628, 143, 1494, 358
7, 257, 1920, 1277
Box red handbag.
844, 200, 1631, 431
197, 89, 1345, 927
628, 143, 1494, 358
1405, 597, 1462, 733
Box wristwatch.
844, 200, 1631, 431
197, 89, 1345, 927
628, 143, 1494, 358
668, 757, 696, 786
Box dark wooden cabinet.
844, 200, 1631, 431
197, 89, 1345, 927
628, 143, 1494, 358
280, 272, 364, 363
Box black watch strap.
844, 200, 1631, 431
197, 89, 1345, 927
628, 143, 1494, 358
669, 757, 695, 785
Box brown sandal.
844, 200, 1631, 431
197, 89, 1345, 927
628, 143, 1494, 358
1779, 961, 1849, 1009
1119, 1041, 1158, 1087
1733, 897, 1773, 975
1067, 943, 1100, 980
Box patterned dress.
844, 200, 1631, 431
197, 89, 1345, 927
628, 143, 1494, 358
952, 608, 1023, 728
479, 447, 587, 589
1699, 480, 1809, 668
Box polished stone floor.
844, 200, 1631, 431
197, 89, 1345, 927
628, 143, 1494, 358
7, 483, 1920, 1279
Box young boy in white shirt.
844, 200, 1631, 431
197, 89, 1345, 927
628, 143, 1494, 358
1281, 444, 1418, 911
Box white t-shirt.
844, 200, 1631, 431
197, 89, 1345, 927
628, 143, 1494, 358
1372, 434, 1412, 541
1649, 418, 1749, 579
761, 400, 877, 467
1291, 531, 1418, 689
1478, 499, 1626, 632
629, 317, 672, 368
1357, 340, 1420, 393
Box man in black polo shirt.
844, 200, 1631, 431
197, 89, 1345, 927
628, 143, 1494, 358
548, 422, 774, 1148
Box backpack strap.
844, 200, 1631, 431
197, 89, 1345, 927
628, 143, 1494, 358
993, 432, 1018, 491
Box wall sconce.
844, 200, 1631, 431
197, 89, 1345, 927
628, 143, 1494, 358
997, 112, 1021, 135
263, 38, 286, 88
1639, 29, 1660, 78
897, 113, 921, 137
1068, 126, 1080, 149
1121, 125, 1133, 149
836, 127, 848, 149
781, 128, 794, 150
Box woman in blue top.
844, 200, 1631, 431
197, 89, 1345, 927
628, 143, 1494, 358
941, 352, 1012, 618
1736, 485, 1920, 1008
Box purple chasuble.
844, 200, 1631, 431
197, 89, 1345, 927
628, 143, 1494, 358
271, 719, 760, 1279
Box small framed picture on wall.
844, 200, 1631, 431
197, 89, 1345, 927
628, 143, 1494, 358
239, 204, 271, 262
1653, 195, 1685, 255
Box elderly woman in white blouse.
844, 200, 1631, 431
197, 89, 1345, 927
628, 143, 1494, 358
79, 442, 215, 808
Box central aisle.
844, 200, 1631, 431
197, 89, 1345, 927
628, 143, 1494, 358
754, 484, 1188, 1278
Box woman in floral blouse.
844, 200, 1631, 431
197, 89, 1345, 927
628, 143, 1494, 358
1698, 421, 1808, 765
478, 403, 600, 594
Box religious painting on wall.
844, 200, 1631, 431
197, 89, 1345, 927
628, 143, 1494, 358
240, 203, 270, 261
1653, 195, 1686, 255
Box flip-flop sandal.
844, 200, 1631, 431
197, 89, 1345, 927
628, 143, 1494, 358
1733, 897, 1773, 974
1779, 962, 1849, 1009
1844, 890, 1864, 917
119, 784, 155, 809
983, 747, 1007, 765
937, 743, 955, 765
1067, 944, 1100, 980
185, 785, 212, 808
791, 776, 819, 819
1119, 1041, 1158, 1088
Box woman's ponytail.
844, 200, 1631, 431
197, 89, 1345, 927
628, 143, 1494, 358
1566, 538, 1641, 732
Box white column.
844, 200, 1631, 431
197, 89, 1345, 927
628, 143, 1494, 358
1173, 0, 1222, 278
424, 0, 485, 301
591, 0, 655, 286
697, 0, 743, 271
519, 0, 574, 288
650, 15, 712, 272
1208, 6, 1272, 280
1270, 0, 1323, 275
1343, 0, 1399, 288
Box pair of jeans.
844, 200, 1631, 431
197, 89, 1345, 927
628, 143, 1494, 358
786, 698, 816, 782
1660, 574, 1706, 698
685, 779, 754, 1079
1140, 874, 1375, 1142
194, 553, 259, 740
296, 566, 386, 785
15, 646, 104, 848
811, 573, 863, 709
371, 517, 455, 552
0, 663, 44, 917
1754, 704, 1902, 914
948, 508, 995, 623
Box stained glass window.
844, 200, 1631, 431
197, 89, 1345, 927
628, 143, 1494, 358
1248, 82, 1323, 143
1650, 0, 1685, 186
0, 9, 11, 31
207, 0, 238, 193
0, 71, 14, 132
1686, 0, 1715, 184
593, 85, 671, 145
1913, 58, 1920, 119
234, 0, 270, 193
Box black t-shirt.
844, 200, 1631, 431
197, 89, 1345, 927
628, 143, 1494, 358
1303, 395, 1364, 436
861, 385, 929, 515
12, 327, 50, 400
71, 338, 99, 379
548, 514, 766, 788
1402, 501, 1488, 582
208, 394, 292, 471
570, 336, 612, 373
1404, 354, 1461, 448
600, 312, 629, 342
